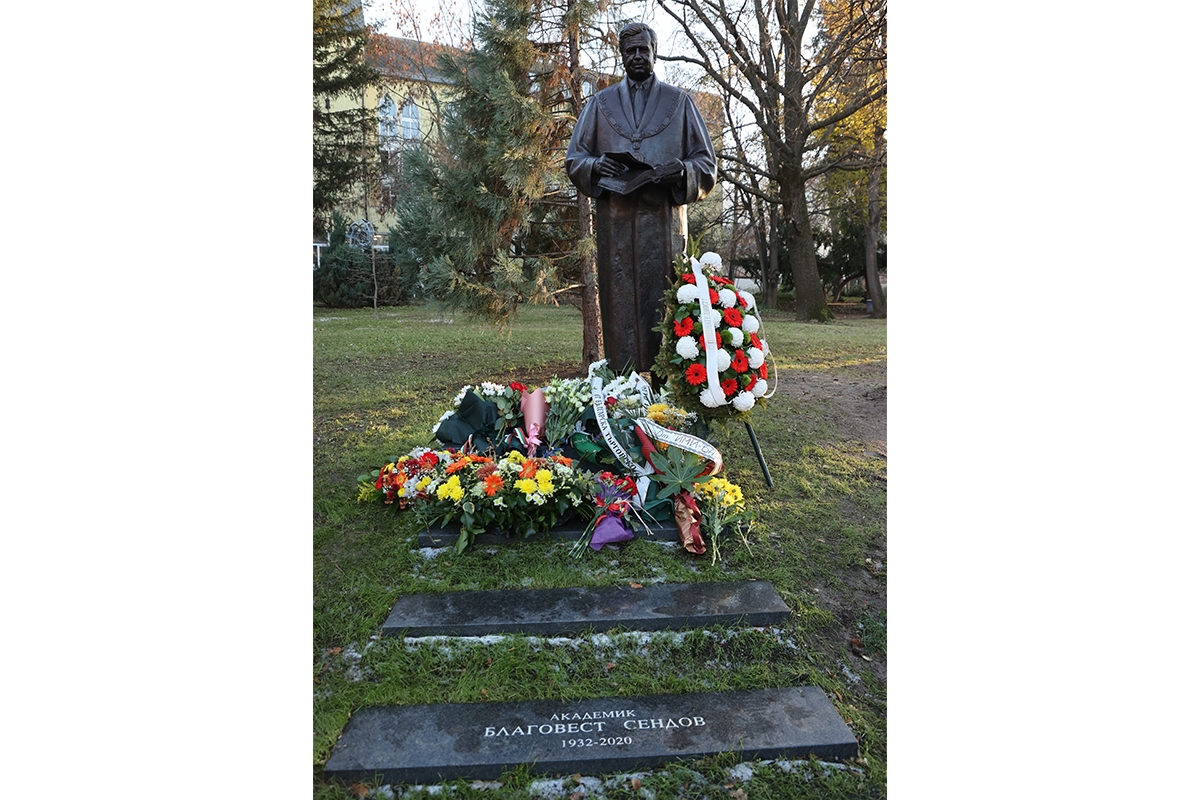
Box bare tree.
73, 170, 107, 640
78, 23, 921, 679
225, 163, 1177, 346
653, 0, 886, 321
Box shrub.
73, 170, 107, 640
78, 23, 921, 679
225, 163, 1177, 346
313, 213, 406, 308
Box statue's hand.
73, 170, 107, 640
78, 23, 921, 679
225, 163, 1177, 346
594, 155, 626, 178
661, 158, 685, 183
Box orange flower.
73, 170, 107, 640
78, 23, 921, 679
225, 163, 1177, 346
446, 459, 470, 475
519, 460, 539, 479
483, 474, 504, 496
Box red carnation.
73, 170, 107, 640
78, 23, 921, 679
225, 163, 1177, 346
723, 307, 743, 327
673, 317, 694, 337
685, 363, 707, 386
731, 349, 749, 373
682, 273, 696, 284
720, 378, 738, 396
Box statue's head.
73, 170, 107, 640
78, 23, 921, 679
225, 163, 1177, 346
618, 23, 656, 82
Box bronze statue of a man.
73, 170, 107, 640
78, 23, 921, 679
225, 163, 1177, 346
565, 22, 717, 374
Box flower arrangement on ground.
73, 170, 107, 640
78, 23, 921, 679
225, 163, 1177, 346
653, 251, 775, 423
692, 476, 753, 564
360, 343, 763, 556
360, 448, 591, 553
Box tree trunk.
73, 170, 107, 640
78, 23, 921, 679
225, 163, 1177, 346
784, 176, 832, 322
864, 125, 886, 319
766, 204, 779, 310
567, 1, 602, 370
578, 193, 602, 367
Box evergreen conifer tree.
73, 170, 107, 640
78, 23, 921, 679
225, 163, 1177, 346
392, 0, 568, 323
313, 0, 379, 237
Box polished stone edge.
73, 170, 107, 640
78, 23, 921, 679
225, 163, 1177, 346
380, 580, 791, 638
322, 686, 858, 786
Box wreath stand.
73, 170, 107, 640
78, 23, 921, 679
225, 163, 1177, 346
744, 421, 774, 489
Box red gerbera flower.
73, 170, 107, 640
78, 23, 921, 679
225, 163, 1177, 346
749, 332, 762, 350
723, 307, 743, 327
746, 374, 758, 391
711, 276, 732, 286
685, 363, 707, 386
682, 273, 696, 284
737, 294, 748, 308
758, 363, 768, 379
720, 378, 738, 396
731, 349, 749, 373
673, 316, 694, 337
709, 288, 721, 305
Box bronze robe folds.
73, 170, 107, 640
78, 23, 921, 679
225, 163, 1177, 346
565, 77, 717, 373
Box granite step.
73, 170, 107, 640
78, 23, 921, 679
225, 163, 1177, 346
381, 580, 791, 638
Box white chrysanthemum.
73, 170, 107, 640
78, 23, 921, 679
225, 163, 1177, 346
699, 388, 722, 408
709, 307, 724, 328
675, 335, 700, 359
678, 284, 703, 304
715, 348, 732, 372
728, 327, 744, 348
741, 315, 760, 334
717, 288, 737, 309
760, 339, 770, 356
747, 347, 764, 369
752, 379, 768, 397
699, 251, 722, 268
732, 391, 755, 412
738, 291, 757, 310
587, 358, 608, 376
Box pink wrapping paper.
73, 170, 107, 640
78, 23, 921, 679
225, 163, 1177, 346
520, 388, 548, 456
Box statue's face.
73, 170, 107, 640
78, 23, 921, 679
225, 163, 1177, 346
622, 32, 654, 82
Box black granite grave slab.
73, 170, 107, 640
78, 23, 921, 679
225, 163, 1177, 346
381, 580, 791, 638
417, 518, 679, 548
323, 686, 858, 785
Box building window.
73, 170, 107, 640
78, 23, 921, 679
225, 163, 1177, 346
378, 94, 399, 144
401, 101, 420, 141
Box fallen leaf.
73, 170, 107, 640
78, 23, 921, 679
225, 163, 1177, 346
480, 689, 488, 696
326, 647, 342, 655
572, 773, 584, 784
731, 789, 748, 799
605, 662, 616, 670
631, 777, 642, 790
629, 582, 643, 589
350, 783, 368, 798
570, 794, 584, 800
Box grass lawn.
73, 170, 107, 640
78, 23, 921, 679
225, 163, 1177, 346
314, 302, 887, 798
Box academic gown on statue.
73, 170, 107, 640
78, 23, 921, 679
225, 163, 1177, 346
565, 76, 717, 373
